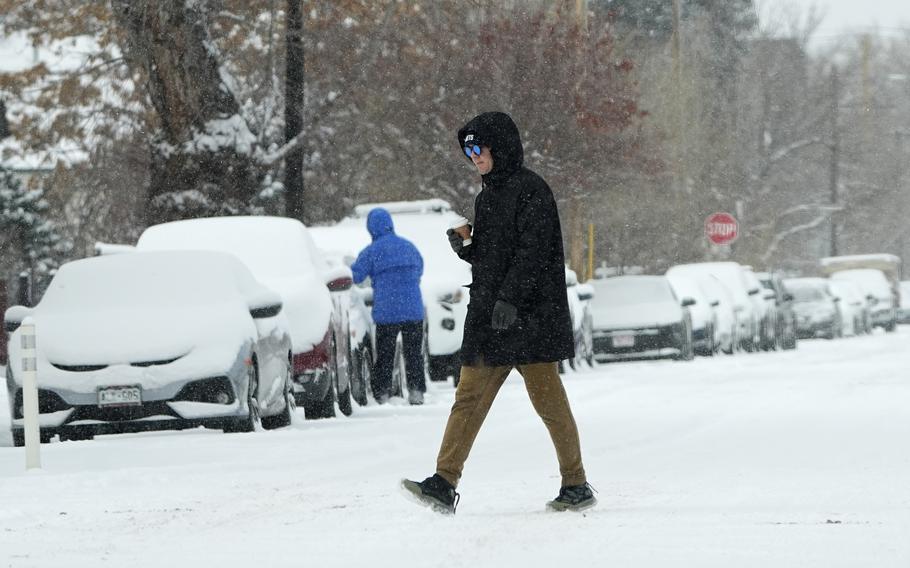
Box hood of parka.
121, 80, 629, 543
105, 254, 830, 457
367, 207, 395, 241
457, 112, 524, 185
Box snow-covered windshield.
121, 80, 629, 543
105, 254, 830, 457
789, 286, 825, 303
138, 216, 319, 279
591, 276, 674, 306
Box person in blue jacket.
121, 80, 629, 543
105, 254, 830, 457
351, 208, 426, 404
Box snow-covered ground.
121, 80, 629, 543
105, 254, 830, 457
2, 330, 909, 567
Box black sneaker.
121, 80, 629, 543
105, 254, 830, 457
546, 483, 597, 512
400, 474, 460, 514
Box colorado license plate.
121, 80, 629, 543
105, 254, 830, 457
612, 334, 635, 348
98, 386, 142, 407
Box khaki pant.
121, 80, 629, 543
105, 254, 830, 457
436, 361, 587, 488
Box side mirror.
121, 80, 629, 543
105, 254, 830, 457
681, 297, 696, 307
710, 300, 720, 307
748, 288, 760, 296
577, 291, 593, 301
4, 305, 32, 333
250, 303, 282, 319
868, 296, 879, 306
327, 276, 353, 292
832, 296, 841, 303
362, 288, 374, 307
763, 290, 775, 300
783, 293, 794, 302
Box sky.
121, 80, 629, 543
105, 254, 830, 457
757, 0, 910, 44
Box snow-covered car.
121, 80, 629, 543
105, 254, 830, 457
564, 267, 595, 370
4, 251, 293, 445
665, 270, 718, 356
588, 275, 694, 362
311, 199, 470, 385
667, 262, 758, 352
829, 269, 897, 332
744, 267, 777, 350
318, 251, 408, 404
899, 281, 910, 324
756, 272, 798, 349
136, 216, 355, 420
784, 277, 841, 339
828, 279, 870, 336
821, 254, 900, 332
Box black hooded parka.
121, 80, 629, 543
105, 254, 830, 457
456, 112, 575, 366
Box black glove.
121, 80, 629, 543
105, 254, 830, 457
491, 299, 518, 330
446, 228, 463, 254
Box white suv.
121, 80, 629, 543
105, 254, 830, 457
311, 199, 471, 385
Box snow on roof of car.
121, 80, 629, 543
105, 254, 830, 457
137, 216, 323, 279
311, 202, 472, 295
830, 269, 893, 298
41, 250, 268, 311
353, 199, 452, 218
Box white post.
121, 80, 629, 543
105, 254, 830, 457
20, 319, 41, 470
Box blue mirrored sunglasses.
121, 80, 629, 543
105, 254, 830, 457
463, 144, 482, 158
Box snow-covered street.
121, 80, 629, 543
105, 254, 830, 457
2, 331, 909, 568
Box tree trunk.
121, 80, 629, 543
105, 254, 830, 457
112, 0, 261, 224
284, 0, 305, 221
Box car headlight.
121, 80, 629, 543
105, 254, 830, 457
439, 289, 463, 304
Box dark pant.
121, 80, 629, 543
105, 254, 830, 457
374, 320, 426, 399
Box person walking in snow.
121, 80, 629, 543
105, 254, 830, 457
401, 111, 594, 513
351, 208, 427, 405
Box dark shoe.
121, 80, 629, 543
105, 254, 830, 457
546, 483, 597, 512
400, 474, 460, 514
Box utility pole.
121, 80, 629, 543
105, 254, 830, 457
861, 34, 872, 146
829, 65, 840, 257
284, 0, 305, 221
671, 0, 682, 192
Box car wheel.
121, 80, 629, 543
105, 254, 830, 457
336, 347, 354, 417
12, 430, 24, 447
428, 356, 450, 382
303, 335, 339, 419
351, 343, 371, 407
262, 355, 295, 429
225, 358, 262, 433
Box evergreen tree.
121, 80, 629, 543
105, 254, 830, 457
0, 166, 68, 294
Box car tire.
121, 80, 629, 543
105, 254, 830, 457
351, 343, 371, 407
224, 358, 262, 433
262, 355, 295, 429
303, 335, 339, 420
428, 356, 450, 383
12, 430, 24, 447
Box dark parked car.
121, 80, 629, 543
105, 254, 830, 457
784, 277, 842, 340
588, 275, 694, 362
756, 272, 798, 350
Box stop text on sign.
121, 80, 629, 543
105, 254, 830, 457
705, 212, 738, 245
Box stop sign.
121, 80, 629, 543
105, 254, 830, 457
705, 212, 738, 245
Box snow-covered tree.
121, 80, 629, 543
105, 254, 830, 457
0, 165, 68, 296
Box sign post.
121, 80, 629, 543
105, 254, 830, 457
705, 212, 739, 246
20, 319, 41, 470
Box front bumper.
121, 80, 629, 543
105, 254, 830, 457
592, 325, 685, 360
7, 375, 246, 434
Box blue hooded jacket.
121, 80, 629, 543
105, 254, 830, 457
351, 208, 425, 324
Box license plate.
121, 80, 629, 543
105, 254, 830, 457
612, 334, 635, 348
98, 386, 142, 407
